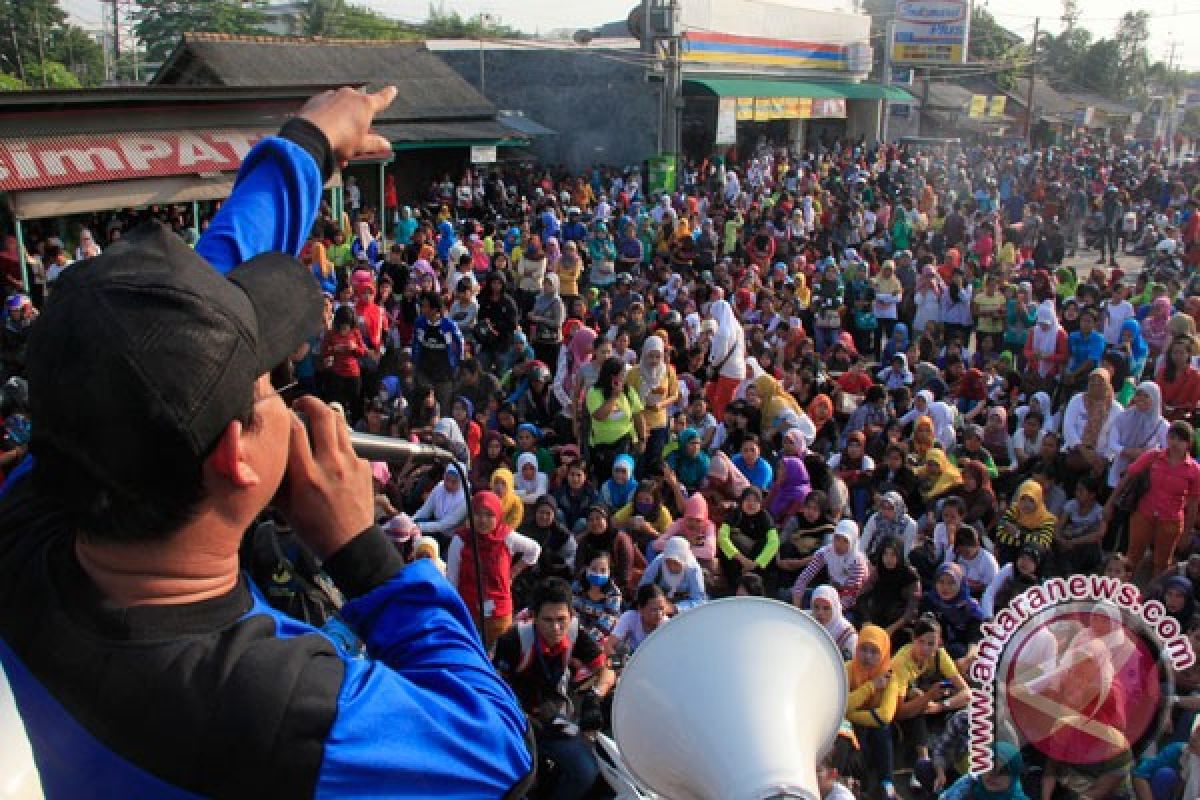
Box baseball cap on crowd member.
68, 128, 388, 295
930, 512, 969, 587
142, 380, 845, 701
26, 221, 324, 540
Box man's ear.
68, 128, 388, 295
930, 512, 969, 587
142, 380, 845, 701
207, 420, 261, 489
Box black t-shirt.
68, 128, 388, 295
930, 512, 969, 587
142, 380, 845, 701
493, 624, 604, 719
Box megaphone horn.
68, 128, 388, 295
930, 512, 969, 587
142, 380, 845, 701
611, 597, 847, 800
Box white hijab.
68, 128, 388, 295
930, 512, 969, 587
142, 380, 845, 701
1031, 303, 1061, 376
708, 299, 745, 377
811, 584, 854, 644
823, 520, 861, 586
661, 535, 698, 593
514, 452, 542, 495
637, 335, 668, 403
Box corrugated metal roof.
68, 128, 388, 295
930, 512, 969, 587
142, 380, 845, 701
373, 119, 525, 145
0, 128, 272, 192
153, 34, 494, 123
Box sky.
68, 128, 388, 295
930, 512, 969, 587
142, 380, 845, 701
60, 0, 1200, 69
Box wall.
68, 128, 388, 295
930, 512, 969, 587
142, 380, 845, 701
434, 44, 660, 172
846, 98, 882, 143
681, 0, 870, 45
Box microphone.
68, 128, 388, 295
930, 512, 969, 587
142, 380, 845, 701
348, 431, 456, 464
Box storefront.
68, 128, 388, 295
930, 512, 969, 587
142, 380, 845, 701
0, 85, 379, 292
683, 77, 914, 159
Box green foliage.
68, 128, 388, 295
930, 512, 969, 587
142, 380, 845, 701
132, 1, 269, 64
306, 0, 417, 40
26, 59, 81, 88
423, 5, 523, 39
0, 72, 28, 91
0, 0, 104, 87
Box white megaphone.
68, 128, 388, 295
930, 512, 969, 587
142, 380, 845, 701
610, 597, 847, 800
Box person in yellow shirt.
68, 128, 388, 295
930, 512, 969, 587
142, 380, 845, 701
891, 615, 971, 772
844, 624, 901, 799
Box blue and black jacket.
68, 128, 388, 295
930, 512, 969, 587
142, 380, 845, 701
0, 121, 534, 798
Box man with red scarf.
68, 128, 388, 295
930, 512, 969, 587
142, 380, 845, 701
495, 577, 615, 800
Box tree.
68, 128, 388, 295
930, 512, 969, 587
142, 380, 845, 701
0, 0, 104, 86
132, 0, 268, 64
968, 8, 1025, 90
25, 59, 80, 88
0, 72, 27, 90
1040, 26, 1092, 91
423, 5, 522, 39
1114, 11, 1150, 102
305, 0, 417, 40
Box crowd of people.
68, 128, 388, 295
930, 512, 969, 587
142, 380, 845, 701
6, 131, 1200, 800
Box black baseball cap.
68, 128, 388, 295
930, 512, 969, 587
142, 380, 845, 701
27, 222, 323, 492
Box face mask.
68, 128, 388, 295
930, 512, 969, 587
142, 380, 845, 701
586, 571, 610, 588
635, 501, 655, 515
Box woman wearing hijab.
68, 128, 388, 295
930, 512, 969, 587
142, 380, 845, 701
528, 273, 564, 368
940, 742, 1030, 800
1107, 381, 1169, 489
432, 416, 471, 467
996, 480, 1057, 566
705, 299, 747, 420
792, 519, 870, 611
913, 265, 943, 335
807, 393, 840, 457
844, 624, 901, 800
955, 459, 999, 532
489, 466, 524, 529
755, 374, 814, 445
1062, 367, 1121, 477
1143, 296, 1174, 359
920, 449, 964, 506
1024, 303, 1069, 386
920, 563, 985, 660
882, 322, 910, 365
812, 584, 859, 660
766, 451, 812, 523
859, 537, 921, 641
628, 335, 679, 475
513, 452, 548, 506
640, 536, 708, 613
1115, 318, 1150, 381
900, 390, 958, 452
412, 465, 469, 543
447, 490, 541, 650
909, 415, 938, 467
576, 505, 642, 597
860, 491, 917, 559
665, 428, 711, 494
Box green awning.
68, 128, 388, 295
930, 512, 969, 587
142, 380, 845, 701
685, 77, 914, 103
819, 81, 916, 102
684, 78, 843, 99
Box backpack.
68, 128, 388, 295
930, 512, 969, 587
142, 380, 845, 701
247, 522, 344, 629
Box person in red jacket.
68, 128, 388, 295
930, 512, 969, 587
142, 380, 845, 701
449, 490, 542, 652
320, 304, 367, 419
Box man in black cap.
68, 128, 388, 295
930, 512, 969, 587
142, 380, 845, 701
0, 87, 533, 797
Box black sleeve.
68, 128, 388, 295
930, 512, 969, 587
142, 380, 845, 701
573, 626, 603, 667
279, 117, 336, 184
322, 525, 404, 599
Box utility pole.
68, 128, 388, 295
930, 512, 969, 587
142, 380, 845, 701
34, 5, 47, 88
1024, 16, 1039, 149
881, 20, 894, 145
111, 0, 120, 81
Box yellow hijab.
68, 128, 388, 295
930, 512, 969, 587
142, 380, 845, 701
490, 467, 524, 529
922, 449, 962, 499
1012, 480, 1056, 530
874, 261, 902, 296
755, 374, 802, 425
793, 272, 812, 307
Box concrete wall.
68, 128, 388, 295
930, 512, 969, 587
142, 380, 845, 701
435, 46, 660, 172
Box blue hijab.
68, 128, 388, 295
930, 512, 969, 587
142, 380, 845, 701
1118, 318, 1149, 376
436, 220, 457, 262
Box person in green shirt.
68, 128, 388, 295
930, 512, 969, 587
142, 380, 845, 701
586, 357, 645, 484
891, 207, 913, 252
327, 230, 352, 269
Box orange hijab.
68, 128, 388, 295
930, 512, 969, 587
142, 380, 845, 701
848, 624, 893, 691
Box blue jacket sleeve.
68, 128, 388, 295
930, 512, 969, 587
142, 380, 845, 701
196, 136, 323, 274
321, 559, 532, 798
448, 320, 465, 370
675, 565, 708, 611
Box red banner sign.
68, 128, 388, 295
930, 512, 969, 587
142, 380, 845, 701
0, 129, 271, 192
